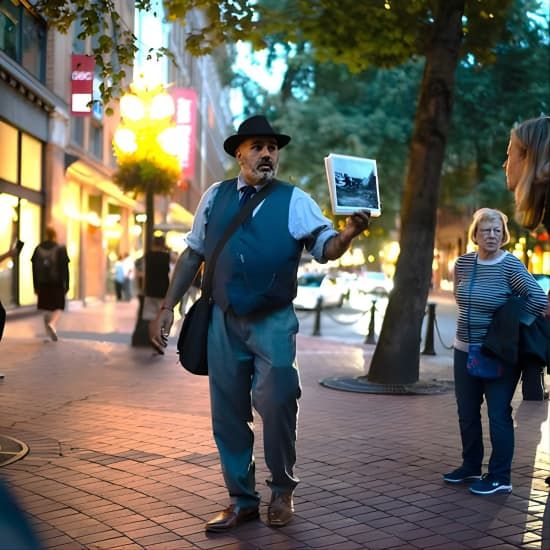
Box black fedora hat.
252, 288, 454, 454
223, 115, 291, 157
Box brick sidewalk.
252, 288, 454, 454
0, 300, 548, 549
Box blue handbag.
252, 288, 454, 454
466, 343, 504, 379
466, 257, 504, 379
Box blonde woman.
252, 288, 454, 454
444, 208, 547, 495
504, 115, 550, 232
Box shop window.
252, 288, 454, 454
0, 2, 46, 82
0, 120, 18, 184
0, 194, 18, 307
18, 199, 40, 306
20, 133, 42, 191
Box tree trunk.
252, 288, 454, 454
366, 0, 465, 385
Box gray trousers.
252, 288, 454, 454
208, 303, 301, 508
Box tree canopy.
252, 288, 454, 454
37, 0, 549, 386
37, 0, 520, 104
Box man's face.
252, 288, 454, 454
236, 137, 279, 185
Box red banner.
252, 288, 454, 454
171, 88, 197, 184
70, 54, 95, 116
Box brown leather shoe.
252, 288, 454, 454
267, 492, 294, 527
205, 505, 259, 532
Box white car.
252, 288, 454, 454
356, 271, 393, 296
294, 273, 348, 310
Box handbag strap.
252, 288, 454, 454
467, 254, 478, 344
201, 181, 278, 297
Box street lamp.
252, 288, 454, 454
113, 77, 181, 347
113, 77, 181, 254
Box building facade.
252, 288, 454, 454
0, 0, 233, 310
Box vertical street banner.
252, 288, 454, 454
171, 88, 197, 185
70, 55, 95, 116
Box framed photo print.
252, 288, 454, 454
324, 153, 381, 216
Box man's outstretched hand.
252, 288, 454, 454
345, 210, 371, 238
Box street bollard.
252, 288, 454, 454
421, 302, 436, 355
365, 299, 377, 345
312, 295, 323, 336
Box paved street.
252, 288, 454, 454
1, 298, 549, 549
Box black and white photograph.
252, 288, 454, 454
324, 153, 381, 216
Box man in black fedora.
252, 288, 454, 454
152, 114, 370, 531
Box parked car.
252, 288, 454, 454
356, 271, 393, 296
533, 274, 550, 293
294, 273, 348, 310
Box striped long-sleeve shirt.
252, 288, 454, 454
454, 251, 547, 350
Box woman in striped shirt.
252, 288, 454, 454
443, 208, 547, 495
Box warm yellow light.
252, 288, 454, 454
86, 212, 101, 227
384, 241, 400, 263
157, 127, 180, 156
105, 213, 121, 226
105, 227, 123, 239
150, 93, 175, 120
114, 128, 137, 154
120, 94, 145, 121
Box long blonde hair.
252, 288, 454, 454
512, 116, 550, 230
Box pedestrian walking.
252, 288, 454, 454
151, 115, 370, 531
504, 115, 550, 399
31, 226, 70, 342
443, 208, 547, 495
142, 234, 171, 349
122, 252, 135, 301
113, 254, 126, 301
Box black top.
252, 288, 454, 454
144, 250, 170, 298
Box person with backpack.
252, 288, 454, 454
31, 226, 70, 342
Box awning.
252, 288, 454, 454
166, 202, 194, 230
65, 158, 138, 209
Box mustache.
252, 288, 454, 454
257, 156, 274, 167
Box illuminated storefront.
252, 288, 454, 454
0, 120, 45, 307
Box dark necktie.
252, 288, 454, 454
239, 186, 257, 207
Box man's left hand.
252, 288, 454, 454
345, 210, 370, 238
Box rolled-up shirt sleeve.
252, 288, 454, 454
184, 182, 221, 255
288, 188, 337, 263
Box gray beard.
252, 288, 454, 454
257, 168, 276, 183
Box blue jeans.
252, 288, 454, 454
453, 349, 521, 484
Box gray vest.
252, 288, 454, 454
204, 179, 302, 316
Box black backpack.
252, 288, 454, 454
33, 245, 59, 285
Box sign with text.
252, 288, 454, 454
171, 88, 197, 184
70, 54, 95, 116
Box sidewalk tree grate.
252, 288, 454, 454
320, 376, 454, 395
0, 435, 29, 467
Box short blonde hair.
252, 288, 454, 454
468, 208, 510, 246
512, 116, 550, 230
